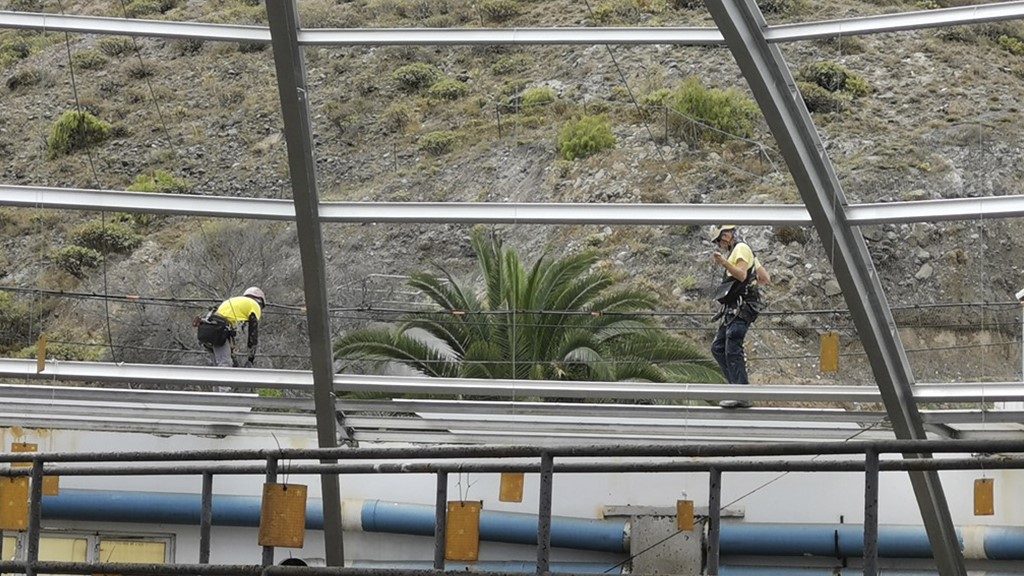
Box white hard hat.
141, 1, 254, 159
243, 286, 266, 305
710, 224, 737, 242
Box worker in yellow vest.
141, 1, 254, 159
196, 286, 266, 369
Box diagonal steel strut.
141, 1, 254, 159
264, 0, 345, 566
701, 1, 966, 574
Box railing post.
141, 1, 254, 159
707, 467, 722, 576
434, 471, 448, 571
26, 459, 43, 576
536, 452, 554, 575
864, 448, 880, 576
199, 471, 214, 564
262, 457, 279, 567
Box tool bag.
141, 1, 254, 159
196, 310, 233, 347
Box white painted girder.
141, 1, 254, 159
4, 185, 1024, 225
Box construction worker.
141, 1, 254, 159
709, 225, 768, 408
196, 286, 266, 369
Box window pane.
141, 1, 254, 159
99, 540, 166, 564
39, 537, 88, 561
2, 535, 16, 560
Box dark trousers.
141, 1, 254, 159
711, 317, 749, 385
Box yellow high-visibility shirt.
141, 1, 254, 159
215, 296, 262, 326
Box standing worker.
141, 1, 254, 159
709, 225, 768, 408
196, 286, 266, 370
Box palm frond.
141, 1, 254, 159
334, 328, 460, 378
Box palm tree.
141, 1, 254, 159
334, 229, 724, 385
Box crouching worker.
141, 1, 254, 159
196, 286, 266, 370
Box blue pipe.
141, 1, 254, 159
349, 561, 621, 573
42, 490, 627, 553
719, 568, 1021, 576
360, 499, 627, 553
720, 522, 1024, 561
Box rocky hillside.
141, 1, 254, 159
1, 0, 1023, 388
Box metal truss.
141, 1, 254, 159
6, 2, 1024, 573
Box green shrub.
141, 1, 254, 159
98, 36, 135, 57
392, 63, 442, 91
491, 53, 532, 75
480, 0, 522, 22
521, 86, 556, 109
798, 81, 846, 113
7, 0, 43, 11
127, 170, 190, 194
0, 292, 33, 351
418, 130, 457, 156
46, 111, 112, 159
52, 246, 103, 278
428, 78, 469, 101
122, 0, 180, 17
668, 78, 761, 143
999, 35, 1024, 56
593, 0, 639, 24
798, 61, 870, 96
125, 60, 156, 79
72, 49, 109, 70
0, 37, 32, 68
70, 222, 142, 254
382, 103, 412, 133
6, 68, 42, 91
14, 340, 103, 362
775, 225, 809, 244
557, 115, 616, 161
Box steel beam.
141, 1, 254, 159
264, 0, 343, 566
701, 1, 964, 574
4, 2, 1024, 45
7, 184, 1024, 225
4, 358, 1024, 402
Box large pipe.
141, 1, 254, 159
720, 523, 1024, 561
719, 568, 1021, 576
42, 490, 629, 553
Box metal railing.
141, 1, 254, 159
1, 439, 1024, 576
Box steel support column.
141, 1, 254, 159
264, 0, 344, 566
701, 1, 964, 574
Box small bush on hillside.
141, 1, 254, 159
123, 0, 177, 17
125, 60, 155, 80
127, 170, 190, 194
491, 53, 532, 75
98, 36, 135, 57
999, 35, 1024, 56
72, 50, 109, 70
14, 339, 103, 362
0, 292, 33, 352
775, 225, 809, 245
382, 103, 412, 133
418, 130, 457, 156
798, 81, 846, 113
392, 63, 442, 91
557, 115, 616, 161
52, 246, 103, 278
593, 0, 640, 24
0, 37, 32, 68
8, 0, 43, 11
521, 87, 556, 109
71, 222, 142, 254
798, 61, 871, 96
46, 111, 112, 159
6, 68, 42, 91
480, 0, 522, 22
668, 78, 761, 144
428, 79, 469, 101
